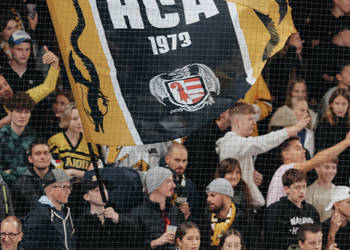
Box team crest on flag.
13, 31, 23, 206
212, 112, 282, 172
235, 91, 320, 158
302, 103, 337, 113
47, 0, 295, 145
150, 64, 220, 113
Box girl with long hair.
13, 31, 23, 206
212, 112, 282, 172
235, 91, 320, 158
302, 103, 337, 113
315, 88, 350, 185
174, 222, 200, 250
214, 158, 253, 213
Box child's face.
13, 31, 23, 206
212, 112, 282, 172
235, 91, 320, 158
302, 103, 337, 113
285, 180, 307, 206
9, 109, 31, 128
224, 167, 241, 187
291, 82, 307, 99
330, 95, 349, 118
316, 162, 337, 184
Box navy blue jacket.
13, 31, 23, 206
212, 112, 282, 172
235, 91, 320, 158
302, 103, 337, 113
21, 197, 75, 250
83, 166, 144, 213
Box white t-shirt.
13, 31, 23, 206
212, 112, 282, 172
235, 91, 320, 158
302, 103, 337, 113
266, 163, 296, 207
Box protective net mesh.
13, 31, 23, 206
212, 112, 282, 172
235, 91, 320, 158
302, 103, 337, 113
0, 0, 349, 249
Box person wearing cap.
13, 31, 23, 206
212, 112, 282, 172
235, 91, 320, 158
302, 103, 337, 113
165, 143, 200, 221
75, 175, 128, 250
11, 140, 53, 219
264, 169, 320, 250
128, 166, 185, 250
21, 169, 75, 250
0, 30, 59, 93
0, 29, 60, 130
322, 185, 350, 249
266, 133, 350, 207
199, 178, 251, 250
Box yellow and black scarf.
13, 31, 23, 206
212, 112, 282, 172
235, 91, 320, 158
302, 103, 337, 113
210, 202, 236, 246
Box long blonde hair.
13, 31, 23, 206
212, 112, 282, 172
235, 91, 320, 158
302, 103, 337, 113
59, 102, 77, 129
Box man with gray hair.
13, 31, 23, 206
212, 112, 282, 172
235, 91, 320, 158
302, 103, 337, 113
21, 169, 75, 250
200, 178, 252, 249
129, 166, 185, 249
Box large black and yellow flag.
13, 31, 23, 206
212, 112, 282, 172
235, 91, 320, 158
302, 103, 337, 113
47, 0, 295, 145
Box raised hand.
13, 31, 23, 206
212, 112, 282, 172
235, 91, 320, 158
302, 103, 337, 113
42, 46, 59, 69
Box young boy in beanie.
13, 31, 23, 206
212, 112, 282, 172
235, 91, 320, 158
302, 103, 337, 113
75, 175, 128, 250
129, 166, 185, 250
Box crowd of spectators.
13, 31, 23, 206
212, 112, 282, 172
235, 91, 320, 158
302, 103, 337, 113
1, 1, 350, 250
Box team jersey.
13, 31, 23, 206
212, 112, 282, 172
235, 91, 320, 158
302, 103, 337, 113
48, 132, 98, 171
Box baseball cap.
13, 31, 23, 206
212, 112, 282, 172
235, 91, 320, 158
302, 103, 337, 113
325, 186, 350, 211
42, 169, 71, 188
81, 175, 99, 194
206, 178, 234, 198
8, 30, 32, 46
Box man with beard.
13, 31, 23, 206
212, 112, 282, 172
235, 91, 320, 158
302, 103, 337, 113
165, 144, 200, 221
200, 178, 252, 250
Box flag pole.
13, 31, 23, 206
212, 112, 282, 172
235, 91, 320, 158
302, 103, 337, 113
88, 143, 107, 204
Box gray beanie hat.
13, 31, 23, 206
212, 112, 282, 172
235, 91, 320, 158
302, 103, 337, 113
146, 167, 173, 194
206, 178, 234, 198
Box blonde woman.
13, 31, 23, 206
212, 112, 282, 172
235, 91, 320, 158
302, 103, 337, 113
48, 102, 99, 179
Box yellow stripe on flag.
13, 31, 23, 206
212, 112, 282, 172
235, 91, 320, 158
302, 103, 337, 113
227, 0, 296, 80
47, 0, 137, 145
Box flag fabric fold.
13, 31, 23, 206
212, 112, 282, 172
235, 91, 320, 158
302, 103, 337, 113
47, 0, 295, 145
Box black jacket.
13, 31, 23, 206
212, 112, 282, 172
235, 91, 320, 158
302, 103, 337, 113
322, 217, 350, 249
168, 169, 201, 222
83, 167, 144, 214
75, 205, 129, 250
264, 197, 320, 250
315, 117, 350, 185
12, 166, 53, 219
185, 119, 228, 196
128, 197, 185, 250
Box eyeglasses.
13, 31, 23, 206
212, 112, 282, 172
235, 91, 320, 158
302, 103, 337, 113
52, 185, 72, 191
1, 232, 21, 239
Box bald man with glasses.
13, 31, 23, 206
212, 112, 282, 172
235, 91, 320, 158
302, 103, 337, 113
21, 169, 75, 250
0, 216, 22, 250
